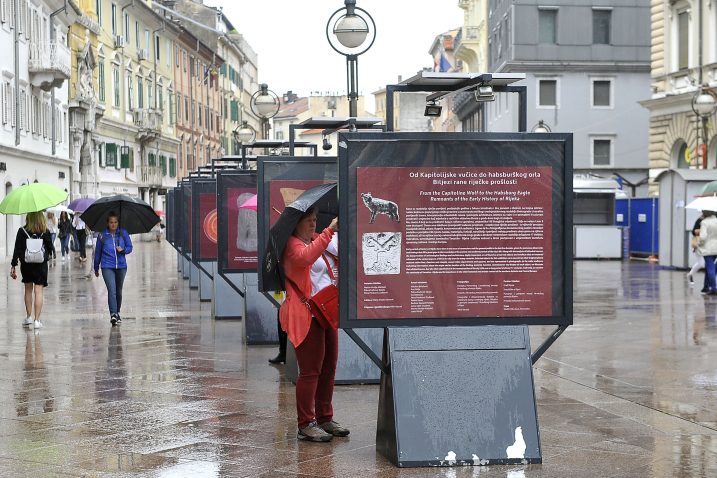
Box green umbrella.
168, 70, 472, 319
701, 181, 717, 196
0, 183, 68, 215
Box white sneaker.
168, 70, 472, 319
33, 320, 43, 329
61, 256, 66, 262
22, 317, 32, 327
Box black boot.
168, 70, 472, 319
269, 318, 287, 364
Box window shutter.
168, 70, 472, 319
105, 143, 117, 167
129, 148, 134, 172
169, 157, 176, 177
148, 152, 156, 166
160, 155, 167, 176
230, 100, 238, 121
120, 147, 129, 168
1, 83, 6, 125
98, 144, 104, 167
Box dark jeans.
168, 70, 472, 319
76, 229, 87, 258
294, 319, 338, 429
60, 234, 70, 256
706, 256, 717, 291
101, 268, 128, 315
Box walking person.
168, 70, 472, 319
46, 212, 58, 262
58, 211, 72, 261
73, 213, 88, 262
93, 212, 133, 326
280, 208, 347, 442
10, 211, 53, 329
688, 213, 706, 289
699, 210, 717, 296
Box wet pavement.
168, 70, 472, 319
0, 242, 716, 477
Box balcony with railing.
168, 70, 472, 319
133, 109, 163, 142
29, 41, 71, 90
137, 164, 164, 188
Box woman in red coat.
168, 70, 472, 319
280, 207, 347, 442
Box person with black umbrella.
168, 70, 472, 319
93, 212, 133, 325
280, 207, 346, 443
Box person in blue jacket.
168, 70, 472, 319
93, 212, 133, 325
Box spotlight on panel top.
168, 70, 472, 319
424, 101, 442, 117
474, 84, 495, 102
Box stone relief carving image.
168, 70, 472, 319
236, 192, 258, 252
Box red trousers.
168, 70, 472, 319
294, 319, 339, 429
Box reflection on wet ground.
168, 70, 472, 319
0, 246, 716, 477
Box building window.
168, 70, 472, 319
591, 79, 612, 108
538, 8, 557, 44
155, 34, 160, 61
112, 66, 120, 107
111, 3, 116, 36
126, 72, 133, 111
137, 77, 143, 109
135, 20, 140, 49
184, 96, 189, 121
678, 10, 689, 70
538, 79, 558, 107
591, 138, 613, 167
124, 12, 129, 43
276, 130, 284, 140
98, 60, 106, 103
157, 86, 163, 111
674, 140, 690, 169
96, 0, 101, 24
592, 9, 611, 45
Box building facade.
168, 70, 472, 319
0, 0, 80, 258
485, 0, 652, 195
641, 0, 717, 188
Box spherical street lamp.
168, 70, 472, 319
691, 87, 717, 169
233, 121, 256, 144
531, 120, 552, 133
250, 84, 280, 139
326, 0, 376, 118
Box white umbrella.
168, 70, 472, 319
685, 196, 717, 211
46, 205, 74, 214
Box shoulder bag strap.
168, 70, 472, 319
321, 254, 336, 282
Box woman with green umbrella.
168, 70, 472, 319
1, 182, 67, 329
10, 212, 54, 329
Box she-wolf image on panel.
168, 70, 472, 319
360, 192, 402, 276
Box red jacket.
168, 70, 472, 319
279, 227, 335, 347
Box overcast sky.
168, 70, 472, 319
219, 0, 464, 111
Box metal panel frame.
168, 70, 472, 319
190, 178, 218, 277
216, 170, 258, 276
338, 132, 574, 329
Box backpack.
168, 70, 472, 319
23, 228, 45, 263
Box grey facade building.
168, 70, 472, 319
483, 0, 651, 195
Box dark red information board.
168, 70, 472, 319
190, 178, 218, 262
217, 171, 258, 274
339, 133, 573, 328
356, 166, 553, 319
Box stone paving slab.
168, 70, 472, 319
0, 244, 716, 476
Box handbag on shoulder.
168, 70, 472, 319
287, 254, 339, 330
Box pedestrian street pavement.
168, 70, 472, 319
0, 241, 716, 477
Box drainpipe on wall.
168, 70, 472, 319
49, 0, 68, 157
14, 0, 20, 146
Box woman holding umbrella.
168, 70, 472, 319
93, 211, 133, 325
280, 207, 345, 442
10, 212, 53, 329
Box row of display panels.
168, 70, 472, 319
165, 132, 573, 328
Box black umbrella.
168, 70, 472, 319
262, 183, 338, 291
80, 194, 160, 234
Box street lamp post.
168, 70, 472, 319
326, 0, 376, 118
531, 120, 551, 133
691, 87, 717, 169
232, 121, 257, 169
250, 84, 280, 140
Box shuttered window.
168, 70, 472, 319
105, 143, 117, 167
